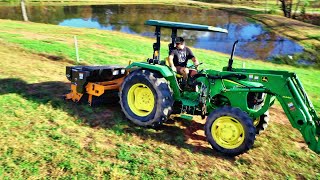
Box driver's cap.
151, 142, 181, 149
175, 37, 184, 44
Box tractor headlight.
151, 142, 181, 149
121, 69, 126, 74
112, 70, 119, 76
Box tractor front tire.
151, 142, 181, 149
205, 106, 256, 156
254, 111, 270, 134
119, 70, 173, 127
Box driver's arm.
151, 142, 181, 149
168, 55, 177, 72
188, 47, 199, 66
192, 57, 199, 66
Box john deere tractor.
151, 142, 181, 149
66, 20, 320, 156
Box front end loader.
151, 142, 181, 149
65, 20, 320, 156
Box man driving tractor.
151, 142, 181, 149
168, 37, 199, 86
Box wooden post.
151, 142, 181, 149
21, 0, 28, 22
74, 36, 80, 63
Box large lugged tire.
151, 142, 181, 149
205, 106, 256, 156
253, 111, 270, 134
119, 70, 173, 127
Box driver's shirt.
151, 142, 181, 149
170, 46, 194, 67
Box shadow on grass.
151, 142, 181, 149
0, 78, 236, 161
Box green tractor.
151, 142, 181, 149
66, 20, 320, 156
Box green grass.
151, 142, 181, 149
0, 19, 319, 179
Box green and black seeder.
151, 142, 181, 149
65, 20, 320, 156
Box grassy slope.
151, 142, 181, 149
0, 20, 319, 179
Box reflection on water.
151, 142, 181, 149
0, 4, 304, 60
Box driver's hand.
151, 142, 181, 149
171, 66, 177, 72
194, 61, 200, 69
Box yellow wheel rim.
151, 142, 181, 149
253, 117, 260, 127
127, 83, 155, 117
211, 116, 245, 149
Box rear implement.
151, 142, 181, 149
65, 65, 127, 106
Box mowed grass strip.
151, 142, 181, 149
0, 20, 319, 179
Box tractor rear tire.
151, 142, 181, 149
254, 111, 270, 134
205, 106, 256, 156
119, 70, 173, 127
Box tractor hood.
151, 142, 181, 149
145, 19, 228, 33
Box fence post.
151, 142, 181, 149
74, 36, 80, 64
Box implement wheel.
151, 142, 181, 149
253, 111, 270, 134
120, 70, 173, 127
205, 106, 256, 156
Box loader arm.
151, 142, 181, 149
276, 73, 320, 153
227, 68, 320, 154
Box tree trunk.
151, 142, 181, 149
21, 0, 28, 21
287, 0, 293, 18
279, 0, 293, 18
292, 0, 301, 19
280, 0, 288, 17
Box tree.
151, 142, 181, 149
279, 0, 310, 19
279, 0, 293, 18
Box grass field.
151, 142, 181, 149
0, 19, 319, 179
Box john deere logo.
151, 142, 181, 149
262, 77, 268, 82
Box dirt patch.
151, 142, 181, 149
38, 53, 64, 61
295, 141, 309, 151
268, 106, 289, 125
87, 109, 115, 128
183, 116, 211, 151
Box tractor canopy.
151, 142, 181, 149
144, 19, 228, 61
145, 19, 228, 33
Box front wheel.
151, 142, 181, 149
119, 70, 173, 127
205, 106, 256, 156
253, 111, 270, 134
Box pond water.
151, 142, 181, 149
0, 4, 304, 60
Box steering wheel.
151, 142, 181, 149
187, 62, 203, 70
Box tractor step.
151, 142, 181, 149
180, 114, 194, 121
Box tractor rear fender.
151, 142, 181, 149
126, 62, 181, 99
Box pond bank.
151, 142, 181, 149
0, 4, 306, 60
0, 0, 319, 66
218, 6, 320, 66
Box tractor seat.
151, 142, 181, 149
165, 57, 183, 78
